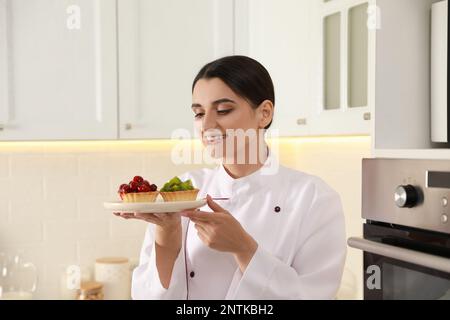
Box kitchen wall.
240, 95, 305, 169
0, 136, 370, 299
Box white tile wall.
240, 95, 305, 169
0, 221, 43, 245
0, 155, 10, 177
0, 138, 370, 299
0, 200, 9, 222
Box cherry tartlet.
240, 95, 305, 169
118, 176, 158, 203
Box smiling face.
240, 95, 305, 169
192, 77, 273, 162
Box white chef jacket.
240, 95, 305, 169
131, 152, 347, 300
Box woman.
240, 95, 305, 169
117, 56, 346, 300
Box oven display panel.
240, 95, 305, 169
427, 171, 450, 189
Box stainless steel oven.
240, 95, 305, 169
348, 159, 450, 300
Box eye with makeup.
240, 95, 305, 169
193, 108, 233, 119
194, 112, 205, 119
217, 108, 233, 116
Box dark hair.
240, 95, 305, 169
192, 55, 275, 129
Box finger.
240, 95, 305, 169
206, 194, 229, 214
135, 212, 161, 221
191, 218, 210, 228
114, 212, 133, 217
154, 213, 172, 219
135, 213, 164, 224
134, 215, 160, 224
179, 209, 199, 215
120, 212, 135, 218
181, 210, 215, 222
194, 223, 209, 233
196, 226, 210, 244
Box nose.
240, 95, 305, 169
201, 110, 218, 132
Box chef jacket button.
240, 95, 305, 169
190, 271, 195, 278
274, 206, 281, 213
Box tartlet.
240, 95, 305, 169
159, 177, 199, 202
118, 176, 158, 203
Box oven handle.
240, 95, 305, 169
348, 237, 450, 273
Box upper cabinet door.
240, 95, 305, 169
308, 0, 372, 136
0, 0, 118, 141
118, 0, 234, 139
234, 0, 313, 137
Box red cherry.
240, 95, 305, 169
143, 180, 151, 187
122, 185, 131, 194
150, 184, 157, 192
138, 184, 151, 192
133, 176, 144, 184
129, 181, 139, 192
118, 184, 128, 192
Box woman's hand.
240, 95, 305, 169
113, 211, 180, 229
180, 195, 258, 272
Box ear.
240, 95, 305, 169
257, 100, 274, 129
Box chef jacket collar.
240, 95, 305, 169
216, 148, 277, 196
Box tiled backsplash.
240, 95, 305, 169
0, 137, 371, 299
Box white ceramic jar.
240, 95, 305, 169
95, 257, 130, 300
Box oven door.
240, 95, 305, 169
348, 223, 450, 300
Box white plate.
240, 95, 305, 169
103, 199, 207, 213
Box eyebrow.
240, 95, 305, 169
191, 98, 237, 109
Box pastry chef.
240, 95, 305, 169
118, 56, 347, 299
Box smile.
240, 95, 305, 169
203, 134, 227, 145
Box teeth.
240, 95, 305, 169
206, 136, 222, 142
205, 134, 226, 143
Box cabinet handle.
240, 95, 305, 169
363, 112, 371, 121
297, 118, 307, 126
125, 123, 132, 130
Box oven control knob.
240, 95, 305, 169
394, 185, 419, 208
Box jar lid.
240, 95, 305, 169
95, 257, 129, 264
80, 281, 103, 293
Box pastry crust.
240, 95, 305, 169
159, 189, 199, 202
122, 191, 159, 203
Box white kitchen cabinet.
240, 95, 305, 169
0, 0, 118, 141
234, 0, 371, 137
118, 0, 234, 139
308, 0, 372, 136
2, 0, 441, 147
